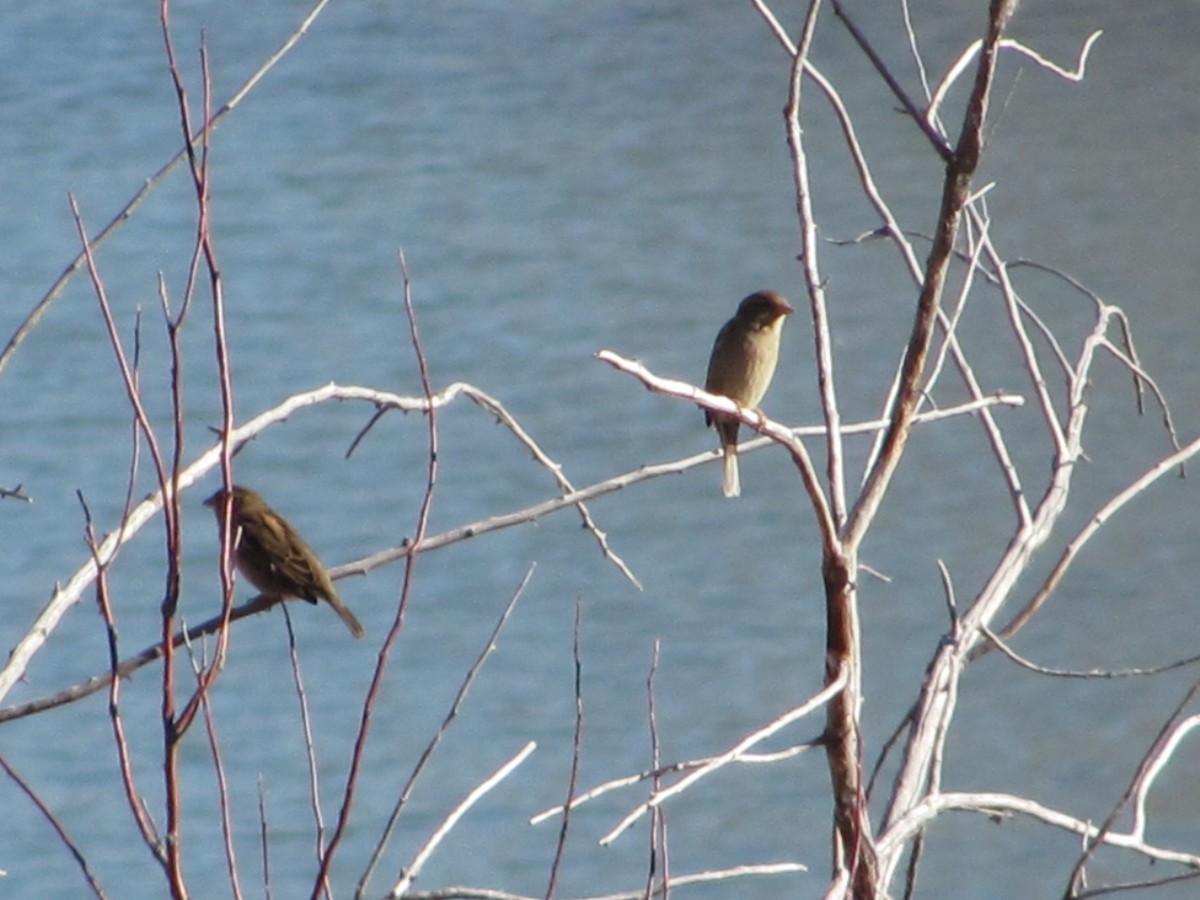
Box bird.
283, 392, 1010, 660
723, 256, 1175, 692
203, 484, 365, 638
703, 290, 794, 498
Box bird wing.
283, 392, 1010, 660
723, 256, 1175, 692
240, 510, 328, 603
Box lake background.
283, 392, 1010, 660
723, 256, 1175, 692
1, 1, 1198, 898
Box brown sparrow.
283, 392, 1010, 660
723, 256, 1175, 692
204, 485, 365, 638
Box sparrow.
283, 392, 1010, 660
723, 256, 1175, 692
703, 290, 794, 497
204, 484, 365, 638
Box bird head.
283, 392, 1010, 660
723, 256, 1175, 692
736, 290, 794, 328
203, 484, 260, 513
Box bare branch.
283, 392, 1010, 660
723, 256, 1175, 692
845, 0, 1018, 550
829, 0, 953, 159
529, 743, 817, 827
317, 254, 442, 892
879, 791, 1200, 869
985, 402, 1200, 652
0, 378, 1020, 728
0, 753, 109, 899
356, 567, 534, 899
388, 742, 539, 899
981, 625, 1200, 679
927, 31, 1103, 127
600, 671, 846, 847
402, 863, 808, 900
643, 639, 668, 900
279, 606, 329, 892
545, 597, 585, 900
1064, 680, 1200, 894
0, 0, 336, 381
785, 0, 848, 526
596, 349, 839, 557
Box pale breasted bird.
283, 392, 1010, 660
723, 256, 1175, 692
703, 290, 794, 497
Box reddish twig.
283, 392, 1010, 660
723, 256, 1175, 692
0, 752, 109, 899
69, 193, 187, 890
545, 597, 585, 900
79, 493, 165, 866
355, 566, 534, 898
314, 253, 439, 894
0, 0, 335, 382
182, 636, 244, 900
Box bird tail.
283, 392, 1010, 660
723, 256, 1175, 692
722, 442, 741, 498
326, 592, 366, 639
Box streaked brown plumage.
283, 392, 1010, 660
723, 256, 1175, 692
704, 290, 794, 497
204, 485, 365, 639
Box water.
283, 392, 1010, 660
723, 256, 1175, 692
1, 2, 1198, 898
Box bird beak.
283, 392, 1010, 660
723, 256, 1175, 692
781, 300, 795, 315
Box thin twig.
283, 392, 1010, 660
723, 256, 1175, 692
600, 672, 846, 846
315, 254, 439, 895
984, 410, 1200, 653
1064, 679, 1200, 895
784, 0, 846, 526
79, 491, 165, 865
71, 201, 178, 879
0, 0, 335, 381
388, 742, 539, 899
0, 483, 32, 502
1008, 258, 1182, 454
529, 743, 817, 826
829, 0, 953, 159
183, 632, 243, 900
281, 605, 330, 899
258, 775, 273, 900
644, 640, 667, 900
0, 753, 109, 899
356, 567, 534, 899
349, 382, 641, 589
981, 625, 1200, 679
926, 32, 1102, 127
918, 210, 989, 418
401, 863, 808, 900
546, 597, 585, 900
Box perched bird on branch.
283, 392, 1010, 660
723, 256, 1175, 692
704, 290, 794, 498
204, 484, 365, 638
